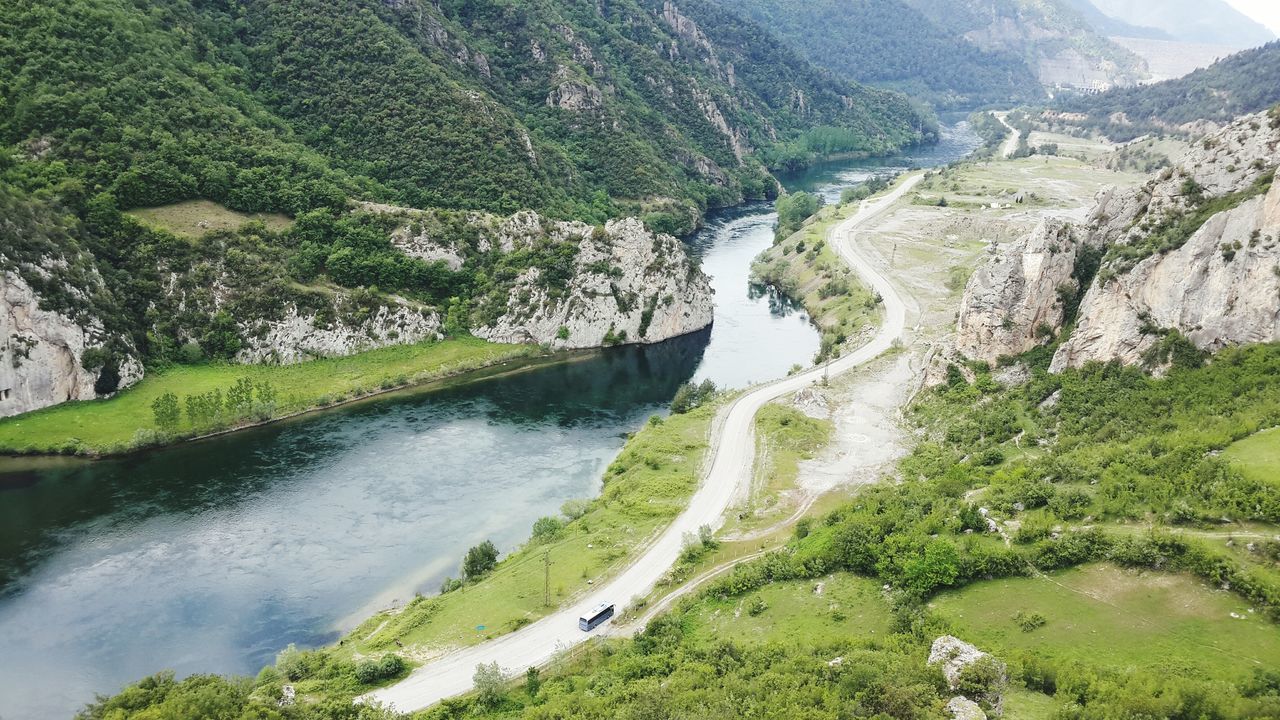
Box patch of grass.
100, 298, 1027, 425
343, 398, 723, 657
0, 337, 532, 455
1223, 427, 1280, 485
127, 199, 294, 237
732, 403, 832, 532
930, 563, 1280, 682
680, 573, 892, 646
1002, 687, 1060, 719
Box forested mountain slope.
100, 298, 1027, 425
0, 0, 931, 417
1052, 42, 1280, 140
1, 0, 930, 223
719, 0, 1045, 108
903, 0, 1148, 90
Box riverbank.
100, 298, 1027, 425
0, 337, 537, 457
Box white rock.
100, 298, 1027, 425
0, 270, 142, 419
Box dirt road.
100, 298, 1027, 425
361, 175, 921, 712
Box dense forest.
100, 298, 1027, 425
0, 0, 931, 224
1054, 42, 1280, 140
723, 0, 1045, 108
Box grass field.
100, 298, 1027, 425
725, 403, 832, 535
342, 399, 722, 658
679, 572, 893, 646
127, 199, 294, 236
0, 337, 534, 455
929, 563, 1280, 682
1223, 426, 1280, 484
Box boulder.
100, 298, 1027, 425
946, 696, 987, 720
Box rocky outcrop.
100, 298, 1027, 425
940, 111, 1280, 376
954, 219, 1080, 364
928, 636, 994, 689
1051, 179, 1280, 371
945, 696, 987, 720
928, 636, 1007, 717
359, 204, 714, 350
236, 296, 442, 365
0, 270, 142, 418
1049, 112, 1280, 371
474, 215, 713, 348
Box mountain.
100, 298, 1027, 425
1052, 41, 1280, 140
714, 0, 1045, 108
0, 0, 933, 416
1, 0, 931, 226
901, 0, 1150, 91
1088, 0, 1276, 47
1060, 0, 1170, 39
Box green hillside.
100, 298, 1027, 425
1054, 42, 1280, 140
722, 0, 1045, 108
0, 0, 931, 223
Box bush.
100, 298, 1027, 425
463, 540, 499, 581
531, 516, 564, 543
355, 654, 405, 684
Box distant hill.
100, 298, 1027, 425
715, 0, 1044, 108
1060, 0, 1170, 40
1088, 0, 1276, 48
902, 0, 1149, 91
1053, 41, 1280, 140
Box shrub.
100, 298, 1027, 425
463, 540, 499, 581
531, 516, 564, 543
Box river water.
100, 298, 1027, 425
0, 119, 978, 719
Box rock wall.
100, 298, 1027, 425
0, 270, 142, 418
1051, 179, 1280, 371
235, 296, 442, 364
941, 110, 1280, 376
473, 214, 713, 348
953, 219, 1080, 364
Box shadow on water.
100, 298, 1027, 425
0, 329, 707, 719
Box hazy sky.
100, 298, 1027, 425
1224, 0, 1280, 35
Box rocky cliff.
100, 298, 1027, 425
945, 110, 1280, 375
953, 219, 1080, 365
0, 270, 142, 419
1051, 176, 1280, 371
473, 214, 713, 348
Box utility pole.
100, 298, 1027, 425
890, 242, 897, 266
543, 549, 552, 607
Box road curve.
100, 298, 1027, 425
996, 112, 1021, 159
362, 174, 922, 712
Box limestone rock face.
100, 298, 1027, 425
1051, 181, 1280, 371
954, 219, 1079, 365
474, 215, 713, 348
236, 297, 442, 365
0, 270, 142, 418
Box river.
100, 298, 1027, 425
0, 118, 978, 720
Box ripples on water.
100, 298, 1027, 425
0, 118, 979, 719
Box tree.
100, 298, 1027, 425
531, 517, 563, 543
151, 392, 181, 431
226, 377, 254, 417
902, 538, 960, 595
524, 667, 541, 697
473, 662, 506, 709
463, 540, 499, 581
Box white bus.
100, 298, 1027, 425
578, 602, 615, 632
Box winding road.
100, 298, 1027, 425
362, 174, 922, 713
996, 112, 1021, 159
